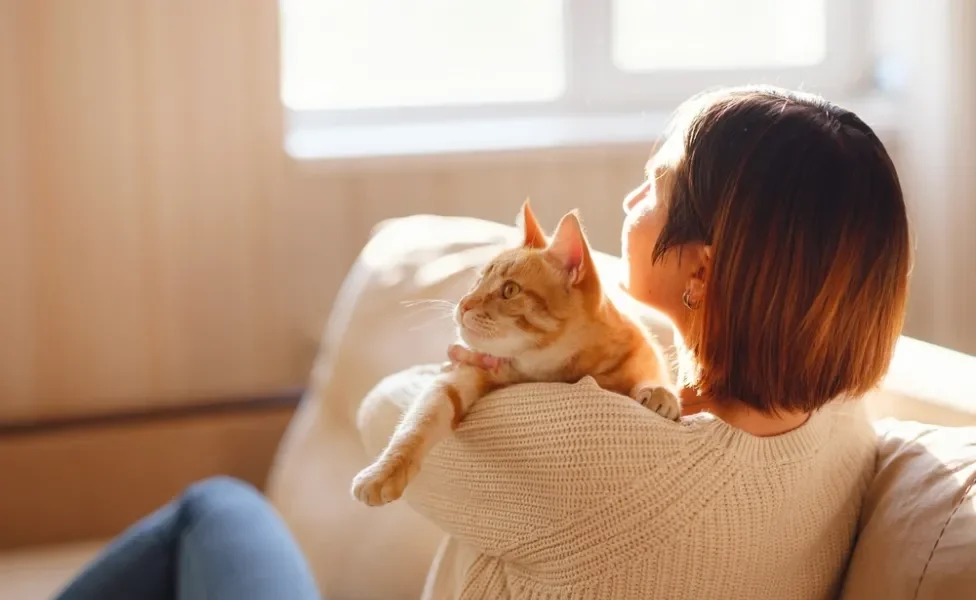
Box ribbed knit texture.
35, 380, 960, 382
358, 366, 877, 600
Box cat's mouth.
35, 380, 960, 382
459, 313, 492, 338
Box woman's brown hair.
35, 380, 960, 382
655, 86, 911, 414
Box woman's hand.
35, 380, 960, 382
447, 343, 505, 371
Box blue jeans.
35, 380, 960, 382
54, 476, 322, 600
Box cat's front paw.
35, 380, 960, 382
350, 453, 419, 507
633, 385, 681, 421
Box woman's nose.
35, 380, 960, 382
623, 181, 649, 214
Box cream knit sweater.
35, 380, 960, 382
358, 365, 878, 600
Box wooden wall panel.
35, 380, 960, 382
0, 0, 294, 422
0, 402, 296, 549
0, 1, 37, 418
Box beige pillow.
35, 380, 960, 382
841, 419, 976, 599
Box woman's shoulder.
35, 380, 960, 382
468, 374, 699, 443
467, 379, 879, 488
361, 365, 877, 476
360, 367, 709, 476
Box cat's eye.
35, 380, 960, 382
501, 281, 521, 299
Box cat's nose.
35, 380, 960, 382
459, 298, 477, 314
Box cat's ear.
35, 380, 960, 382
547, 210, 593, 285
517, 199, 547, 249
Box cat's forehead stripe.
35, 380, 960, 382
501, 255, 529, 277
484, 252, 557, 285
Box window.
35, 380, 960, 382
613, 1, 827, 71
282, 0, 870, 131
281, 0, 565, 111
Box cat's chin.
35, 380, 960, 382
459, 338, 497, 358
458, 329, 518, 360
457, 329, 487, 354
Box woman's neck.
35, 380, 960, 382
678, 387, 810, 437
669, 328, 809, 436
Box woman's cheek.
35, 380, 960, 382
623, 207, 673, 307
625, 208, 656, 265
621, 215, 650, 300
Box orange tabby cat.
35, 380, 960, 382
351, 201, 679, 507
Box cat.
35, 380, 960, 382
351, 201, 680, 507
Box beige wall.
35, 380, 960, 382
0, 1, 972, 423
0, 1, 292, 421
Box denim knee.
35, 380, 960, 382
186, 476, 257, 498
179, 476, 263, 522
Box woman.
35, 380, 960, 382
358, 86, 909, 599
56, 85, 908, 599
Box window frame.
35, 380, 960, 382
285, 0, 873, 131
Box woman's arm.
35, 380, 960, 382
357, 365, 708, 560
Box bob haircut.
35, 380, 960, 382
654, 86, 911, 414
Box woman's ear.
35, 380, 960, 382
517, 199, 547, 249
683, 244, 711, 307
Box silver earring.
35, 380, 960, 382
682, 289, 701, 310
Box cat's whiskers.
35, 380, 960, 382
407, 313, 457, 333
402, 299, 460, 333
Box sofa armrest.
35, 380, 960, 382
865, 336, 976, 427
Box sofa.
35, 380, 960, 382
266, 215, 976, 600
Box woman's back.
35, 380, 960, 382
359, 368, 877, 600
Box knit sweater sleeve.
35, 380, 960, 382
357, 364, 733, 561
